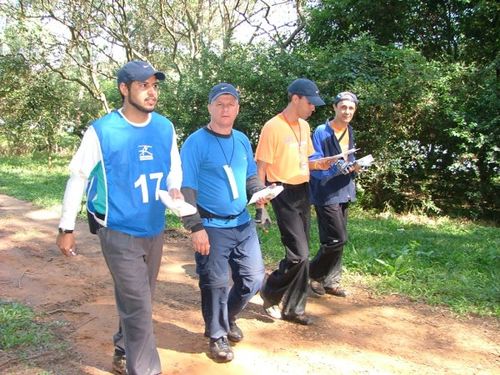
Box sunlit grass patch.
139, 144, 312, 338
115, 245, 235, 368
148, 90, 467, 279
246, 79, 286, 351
0, 301, 60, 351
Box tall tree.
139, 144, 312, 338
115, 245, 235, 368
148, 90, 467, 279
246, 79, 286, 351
305, 0, 499, 64
0, 0, 307, 113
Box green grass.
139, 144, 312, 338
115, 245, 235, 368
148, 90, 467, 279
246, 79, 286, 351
0, 301, 54, 350
0, 301, 67, 373
345, 211, 500, 317
0, 154, 69, 208
257, 208, 500, 317
1, 154, 499, 318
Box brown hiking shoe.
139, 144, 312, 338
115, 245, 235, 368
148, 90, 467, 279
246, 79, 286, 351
310, 280, 326, 296
324, 286, 348, 297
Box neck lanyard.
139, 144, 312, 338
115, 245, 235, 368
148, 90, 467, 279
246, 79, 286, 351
208, 125, 235, 167
281, 113, 302, 149
282, 113, 307, 170
207, 125, 238, 199
336, 127, 348, 143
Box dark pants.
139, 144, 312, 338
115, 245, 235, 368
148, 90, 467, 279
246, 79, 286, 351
99, 227, 163, 375
310, 203, 349, 288
196, 221, 265, 339
261, 183, 311, 317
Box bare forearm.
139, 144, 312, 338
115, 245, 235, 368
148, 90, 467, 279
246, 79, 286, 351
256, 160, 267, 184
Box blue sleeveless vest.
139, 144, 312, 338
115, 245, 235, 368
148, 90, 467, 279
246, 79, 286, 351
87, 111, 173, 237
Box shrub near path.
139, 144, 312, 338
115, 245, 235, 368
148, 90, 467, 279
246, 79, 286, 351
0, 194, 499, 375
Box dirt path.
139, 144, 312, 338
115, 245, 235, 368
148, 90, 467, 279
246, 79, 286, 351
0, 194, 499, 374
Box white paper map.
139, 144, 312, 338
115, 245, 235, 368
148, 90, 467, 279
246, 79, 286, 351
248, 185, 284, 205
356, 154, 374, 167
313, 148, 360, 163
158, 190, 197, 217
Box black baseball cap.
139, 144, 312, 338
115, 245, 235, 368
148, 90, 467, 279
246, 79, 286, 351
287, 78, 325, 106
208, 83, 240, 103
117, 60, 165, 85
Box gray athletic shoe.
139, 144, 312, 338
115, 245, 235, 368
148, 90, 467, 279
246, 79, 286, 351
112, 348, 127, 375
209, 336, 234, 362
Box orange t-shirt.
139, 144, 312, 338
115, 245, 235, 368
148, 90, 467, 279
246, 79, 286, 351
255, 114, 314, 185
333, 125, 350, 153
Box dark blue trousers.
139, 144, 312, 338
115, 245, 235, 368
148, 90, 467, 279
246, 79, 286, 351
195, 220, 265, 339
310, 202, 349, 287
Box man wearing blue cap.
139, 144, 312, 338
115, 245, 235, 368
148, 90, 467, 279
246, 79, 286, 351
56, 60, 183, 375
255, 78, 331, 325
309, 91, 361, 298
180, 83, 267, 362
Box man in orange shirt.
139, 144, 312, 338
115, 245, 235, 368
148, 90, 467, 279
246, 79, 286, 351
255, 78, 330, 325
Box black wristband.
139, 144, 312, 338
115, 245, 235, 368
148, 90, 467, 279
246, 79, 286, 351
190, 223, 204, 233
58, 228, 74, 234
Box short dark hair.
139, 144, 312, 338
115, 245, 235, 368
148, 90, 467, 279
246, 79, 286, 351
287, 92, 303, 102
119, 81, 133, 103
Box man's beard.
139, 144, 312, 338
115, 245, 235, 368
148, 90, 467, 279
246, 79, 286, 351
129, 96, 155, 113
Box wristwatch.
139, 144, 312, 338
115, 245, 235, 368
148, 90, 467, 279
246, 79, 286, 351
58, 228, 74, 234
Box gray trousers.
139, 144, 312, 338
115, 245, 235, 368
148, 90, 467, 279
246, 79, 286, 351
98, 227, 163, 375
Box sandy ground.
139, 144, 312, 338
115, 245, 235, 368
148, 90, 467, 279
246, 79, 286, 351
0, 194, 499, 375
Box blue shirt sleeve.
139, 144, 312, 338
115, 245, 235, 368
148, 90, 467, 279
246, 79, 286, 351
309, 126, 342, 180
180, 134, 201, 191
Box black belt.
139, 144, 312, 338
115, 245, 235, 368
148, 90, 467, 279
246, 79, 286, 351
197, 205, 245, 220
273, 182, 308, 189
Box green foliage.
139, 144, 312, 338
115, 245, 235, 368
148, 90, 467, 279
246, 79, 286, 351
0, 55, 87, 156
305, 0, 500, 64
303, 2, 499, 218
158, 45, 321, 145
258, 209, 500, 317
0, 0, 497, 220
0, 301, 54, 350
297, 37, 499, 219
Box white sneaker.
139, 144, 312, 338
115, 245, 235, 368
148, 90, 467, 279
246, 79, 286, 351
264, 304, 282, 319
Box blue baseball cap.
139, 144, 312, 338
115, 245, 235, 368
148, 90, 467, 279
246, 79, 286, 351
117, 60, 165, 85
333, 91, 359, 105
208, 83, 240, 103
287, 78, 325, 106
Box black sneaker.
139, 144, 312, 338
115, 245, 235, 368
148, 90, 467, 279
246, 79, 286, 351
112, 348, 127, 375
227, 321, 244, 343
282, 313, 314, 326
209, 336, 234, 362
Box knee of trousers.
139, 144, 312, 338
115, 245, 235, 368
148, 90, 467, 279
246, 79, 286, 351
322, 241, 345, 253
287, 256, 310, 268
241, 270, 265, 294
198, 272, 229, 290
